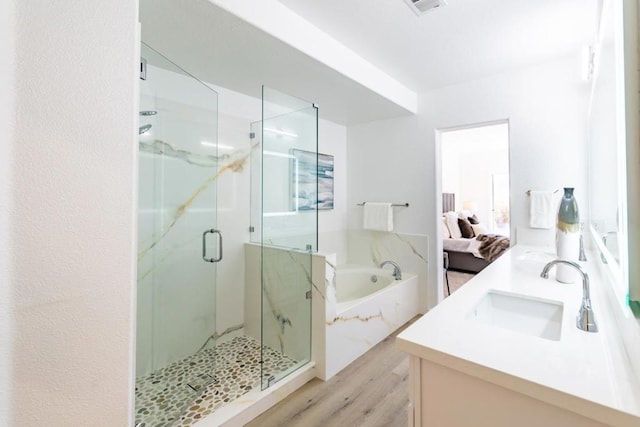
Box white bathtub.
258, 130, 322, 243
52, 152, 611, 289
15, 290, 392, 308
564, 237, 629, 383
320, 263, 420, 379
335, 266, 399, 312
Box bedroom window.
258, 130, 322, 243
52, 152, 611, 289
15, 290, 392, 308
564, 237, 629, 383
492, 172, 510, 236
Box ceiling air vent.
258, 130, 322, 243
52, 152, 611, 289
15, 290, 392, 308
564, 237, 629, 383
404, 0, 447, 16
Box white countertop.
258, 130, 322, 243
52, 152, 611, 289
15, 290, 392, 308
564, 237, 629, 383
397, 245, 640, 426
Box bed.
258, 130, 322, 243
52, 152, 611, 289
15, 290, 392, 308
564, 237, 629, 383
441, 193, 509, 274
443, 237, 490, 273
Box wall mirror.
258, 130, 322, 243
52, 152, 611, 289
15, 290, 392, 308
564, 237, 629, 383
587, 0, 639, 311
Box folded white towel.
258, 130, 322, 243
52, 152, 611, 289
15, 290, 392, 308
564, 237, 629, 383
529, 191, 554, 229
363, 202, 393, 231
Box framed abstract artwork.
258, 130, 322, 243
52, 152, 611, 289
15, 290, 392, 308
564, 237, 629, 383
291, 149, 334, 210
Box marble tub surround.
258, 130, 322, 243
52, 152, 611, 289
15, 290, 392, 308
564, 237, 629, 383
311, 253, 335, 380
323, 267, 419, 380
322, 254, 338, 319
312, 252, 420, 380
346, 230, 429, 312
397, 245, 640, 426
245, 231, 425, 382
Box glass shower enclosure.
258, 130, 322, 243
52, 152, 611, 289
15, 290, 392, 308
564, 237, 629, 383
136, 44, 317, 425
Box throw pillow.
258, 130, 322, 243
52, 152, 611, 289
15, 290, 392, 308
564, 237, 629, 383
468, 214, 480, 224
442, 217, 451, 238
458, 217, 475, 238
444, 211, 462, 239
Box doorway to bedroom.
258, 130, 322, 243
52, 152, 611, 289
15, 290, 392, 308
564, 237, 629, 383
439, 121, 510, 298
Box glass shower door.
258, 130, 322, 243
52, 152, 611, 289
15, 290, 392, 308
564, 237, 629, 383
136, 43, 219, 426
259, 87, 318, 389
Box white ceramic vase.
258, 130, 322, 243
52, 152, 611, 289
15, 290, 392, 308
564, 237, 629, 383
555, 188, 580, 283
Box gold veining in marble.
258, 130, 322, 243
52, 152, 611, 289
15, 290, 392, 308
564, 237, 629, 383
140, 139, 220, 167
137, 234, 200, 281
138, 142, 258, 260
196, 323, 244, 353
326, 310, 385, 326
393, 233, 428, 263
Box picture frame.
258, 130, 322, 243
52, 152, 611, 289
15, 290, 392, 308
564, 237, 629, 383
291, 149, 334, 211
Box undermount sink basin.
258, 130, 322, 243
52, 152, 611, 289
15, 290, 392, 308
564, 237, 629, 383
467, 290, 563, 341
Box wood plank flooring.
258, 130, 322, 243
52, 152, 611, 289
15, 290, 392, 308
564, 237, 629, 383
245, 317, 419, 427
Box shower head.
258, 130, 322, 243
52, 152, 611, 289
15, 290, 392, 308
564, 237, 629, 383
140, 110, 157, 116
139, 124, 152, 135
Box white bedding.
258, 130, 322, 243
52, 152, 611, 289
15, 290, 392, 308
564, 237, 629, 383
443, 237, 483, 258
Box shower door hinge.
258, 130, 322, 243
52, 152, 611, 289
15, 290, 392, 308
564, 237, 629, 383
305, 290, 312, 300
306, 244, 312, 252
140, 57, 147, 80
249, 132, 255, 139
249, 226, 255, 232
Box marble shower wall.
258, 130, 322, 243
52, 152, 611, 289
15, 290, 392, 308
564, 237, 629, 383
346, 230, 429, 312
244, 244, 315, 365
214, 109, 259, 342
137, 138, 256, 377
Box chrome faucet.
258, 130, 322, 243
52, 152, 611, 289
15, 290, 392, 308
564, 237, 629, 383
380, 260, 402, 280
540, 259, 598, 333
579, 223, 587, 262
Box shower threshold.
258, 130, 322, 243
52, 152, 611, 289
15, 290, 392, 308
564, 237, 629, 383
135, 336, 298, 427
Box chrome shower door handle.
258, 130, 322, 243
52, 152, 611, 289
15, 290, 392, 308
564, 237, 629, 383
202, 229, 223, 263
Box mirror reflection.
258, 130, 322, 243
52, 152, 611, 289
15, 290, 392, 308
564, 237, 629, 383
587, 0, 622, 266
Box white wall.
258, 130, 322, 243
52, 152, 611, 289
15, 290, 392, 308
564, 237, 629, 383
348, 54, 590, 310
3, 1, 138, 426
318, 121, 348, 236
0, 1, 15, 425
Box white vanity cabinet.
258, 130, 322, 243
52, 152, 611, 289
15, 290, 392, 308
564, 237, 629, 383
397, 246, 640, 427
406, 356, 609, 427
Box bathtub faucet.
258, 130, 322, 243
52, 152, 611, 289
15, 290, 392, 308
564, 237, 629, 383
380, 260, 402, 280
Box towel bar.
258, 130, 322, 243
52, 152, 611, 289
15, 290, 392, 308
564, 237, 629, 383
526, 189, 559, 196
357, 202, 409, 207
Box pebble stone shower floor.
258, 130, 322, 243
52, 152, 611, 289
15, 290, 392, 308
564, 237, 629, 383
135, 335, 298, 427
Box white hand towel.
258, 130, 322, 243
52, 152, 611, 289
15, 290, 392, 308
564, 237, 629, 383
363, 202, 393, 231
529, 191, 554, 229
